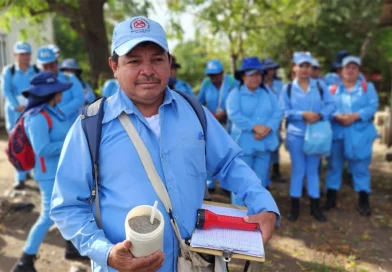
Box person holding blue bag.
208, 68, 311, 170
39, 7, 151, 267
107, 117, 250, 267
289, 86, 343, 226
324, 56, 379, 216
260, 58, 286, 183
227, 57, 283, 205
280, 52, 335, 222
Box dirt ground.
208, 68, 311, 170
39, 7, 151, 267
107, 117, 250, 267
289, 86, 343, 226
0, 129, 391, 272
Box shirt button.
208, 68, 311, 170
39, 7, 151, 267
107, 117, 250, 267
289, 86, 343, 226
174, 214, 179, 219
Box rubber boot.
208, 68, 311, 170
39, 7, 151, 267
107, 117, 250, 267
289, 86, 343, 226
271, 163, 285, 183
322, 189, 337, 211
287, 198, 300, 221
12, 252, 37, 272
358, 191, 371, 216
310, 198, 327, 222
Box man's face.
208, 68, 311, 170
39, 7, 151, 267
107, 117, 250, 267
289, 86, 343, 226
242, 71, 262, 90
42, 61, 58, 76
109, 43, 171, 104
208, 72, 224, 86
342, 63, 360, 83
15, 52, 31, 66
266, 69, 275, 78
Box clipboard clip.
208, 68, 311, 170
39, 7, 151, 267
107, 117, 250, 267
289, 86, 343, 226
222, 250, 232, 262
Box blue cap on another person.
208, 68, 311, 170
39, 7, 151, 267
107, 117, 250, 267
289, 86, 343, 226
22, 72, 72, 98
311, 58, 320, 68
37, 47, 57, 65
260, 58, 279, 70
111, 16, 169, 56
13, 41, 32, 54
342, 56, 361, 67
293, 52, 312, 65
60, 58, 81, 71
205, 59, 224, 75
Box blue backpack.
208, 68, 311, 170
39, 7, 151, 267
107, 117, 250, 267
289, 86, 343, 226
81, 91, 207, 229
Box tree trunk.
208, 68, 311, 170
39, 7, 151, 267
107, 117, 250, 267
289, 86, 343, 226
76, 0, 112, 89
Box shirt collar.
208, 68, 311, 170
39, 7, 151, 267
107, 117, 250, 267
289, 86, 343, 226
102, 87, 178, 124
293, 77, 317, 92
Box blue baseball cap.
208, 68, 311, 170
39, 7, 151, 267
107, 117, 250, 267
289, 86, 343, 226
293, 52, 312, 65
111, 16, 169, 56
60, 58, 81, 71
311, 58, 320, 68
13, 41, 31, 54
37, 47, 57, 65
22, 72, 72, 98
47, 44, 61, 58
260, 58, 279, 70
205, 59, 224, 75
342, 56, 361, 67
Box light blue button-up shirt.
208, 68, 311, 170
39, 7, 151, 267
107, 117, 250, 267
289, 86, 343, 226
56, 72, 84, 123
280, 77, 336, 137
102, 79, 119, 98
264, 79, 284, 100
173, 79, 194, 96
226, 85, 283, 154
24, 105, 73, 181
198, 74, 238, 114
50, 88, 280, 272
330, 79, 379, 140
1, 64, 39, 109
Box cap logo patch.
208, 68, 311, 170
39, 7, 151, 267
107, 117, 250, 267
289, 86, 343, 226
40, 51, 52, 58
130, 18, 150, 33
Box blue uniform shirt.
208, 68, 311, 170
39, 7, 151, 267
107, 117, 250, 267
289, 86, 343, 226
330, 79, 379, 140
102, 79, 119, 97
57, 72, 84, 122
198, 74, 238, 114
50, 88, 280, 272
227, 85, 283, 154
1, 64, 40, 131
324, 72, 340, 87
173, 79, 194, 96
24, 105, 73, 181
265, 79, 283, 100
280, 78, 335, 137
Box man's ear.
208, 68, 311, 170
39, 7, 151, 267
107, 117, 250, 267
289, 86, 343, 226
108, 57, 118, 78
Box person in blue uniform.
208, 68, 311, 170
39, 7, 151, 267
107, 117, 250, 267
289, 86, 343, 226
324, 50, 350, 87
260, 58, 285, 183
324, 56, 378, 216
59, 58, 96, 111
12, 72, 74, 272
168, 56, 194, 96
1, 41, 40, 189
280, 52, 335, 222
50, 16, 280, 272
36, 47, 84, 123
102, 78, 119, 97
227, 57, 283, 205
198, 59, 238, 191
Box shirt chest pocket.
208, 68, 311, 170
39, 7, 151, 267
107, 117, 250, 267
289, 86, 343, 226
182, 139, 207, 176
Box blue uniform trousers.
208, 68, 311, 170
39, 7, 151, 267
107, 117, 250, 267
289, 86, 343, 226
326, 139, 371, 193
23, 179, 54, 254
287, 134, 321, 198
231, 152, 271, 205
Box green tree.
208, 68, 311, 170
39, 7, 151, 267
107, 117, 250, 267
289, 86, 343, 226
0, 0, 151, 88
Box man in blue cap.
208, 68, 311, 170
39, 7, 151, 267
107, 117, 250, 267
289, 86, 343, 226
36, 47, 84, 123
50, 16, 279, 271
168, 56, 194, 96
1, 41, 40, 189
198, 59, 238, 192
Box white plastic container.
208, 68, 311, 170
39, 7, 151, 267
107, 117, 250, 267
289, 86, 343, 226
125, 205, 165, 257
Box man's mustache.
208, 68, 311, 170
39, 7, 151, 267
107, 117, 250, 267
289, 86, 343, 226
135, 75, 161, 84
